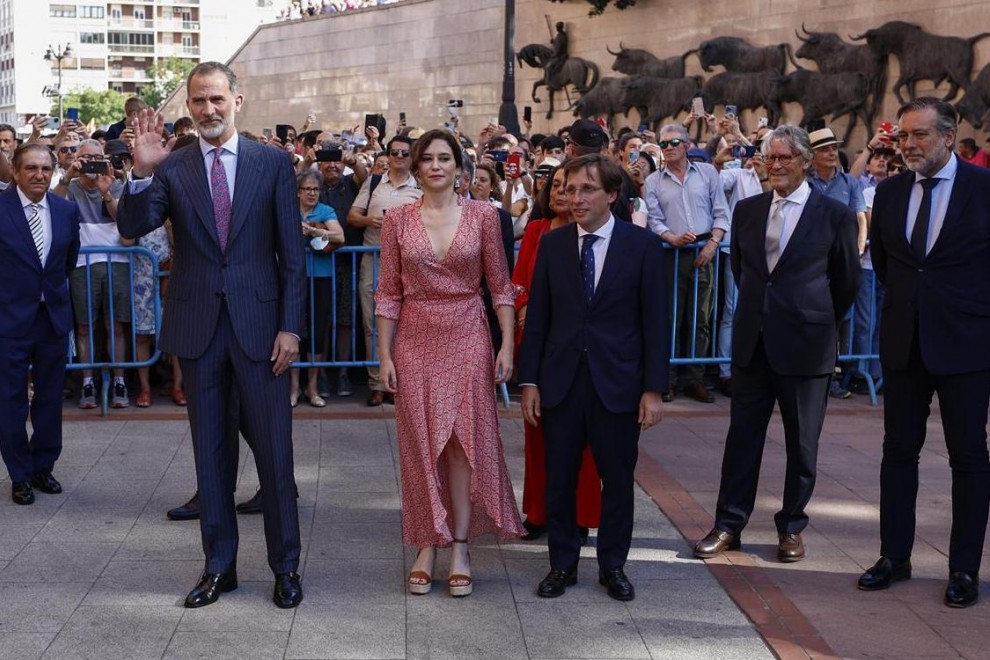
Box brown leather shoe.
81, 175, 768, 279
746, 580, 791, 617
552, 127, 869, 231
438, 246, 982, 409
366, 390, 384, 407
684, 382, 715, 403
693, 529, 740, 558
777, 533, 805, 562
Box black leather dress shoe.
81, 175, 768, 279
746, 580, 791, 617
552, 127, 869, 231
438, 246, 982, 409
693, 528, 741, 558
578, 526, 590, 546
945, 571, 979, 608
599, 567, 635, 601
236, 489, 263, 514
30, 471, 62, 494
11, 482, 34, 505
857, 557, 911, 591
521, 518, 545, 541
537, 568, 577, 598
167, 493, 200, 521
184, 571, 238, 608
273, 572, 303, 608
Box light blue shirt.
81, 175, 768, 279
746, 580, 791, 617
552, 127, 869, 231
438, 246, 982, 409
643, 161, 731, 239
905, 153, 958, 256
128, 133, 239, 198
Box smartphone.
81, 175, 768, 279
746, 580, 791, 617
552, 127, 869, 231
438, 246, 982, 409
637, 123, 648, 133
693, 232, 713, 243
81, 160, 110, 175
263, 128, 273, 140
163, 122, 174, 134
66, 107, 80, 122
879, 121, 896, 144
48, 116, 61, 130
275, 124, 291, 143
628, 149, 639, 164
691, 96, 706, 116
315, 148, 343, 162
523, 106, 532, 123
725, 104, 738, 118
506, 152, 522, 179
488, 150, 509, 163
399, 111, 407, 127
757, 116, 769, 128
364, 113, 386, 136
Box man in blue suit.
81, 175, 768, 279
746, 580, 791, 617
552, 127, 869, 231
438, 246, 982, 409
858, 98, 990, 608
0, 144, 80, 505
117, 62, 305, 609
520, 154, 668, 601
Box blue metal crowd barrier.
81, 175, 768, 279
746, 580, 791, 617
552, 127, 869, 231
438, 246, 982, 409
69, 241, 882, 414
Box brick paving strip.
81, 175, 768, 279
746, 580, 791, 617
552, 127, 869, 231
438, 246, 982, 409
635, 451, 840, 660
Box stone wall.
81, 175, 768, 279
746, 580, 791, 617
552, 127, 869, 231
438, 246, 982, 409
161, 0, 990, 146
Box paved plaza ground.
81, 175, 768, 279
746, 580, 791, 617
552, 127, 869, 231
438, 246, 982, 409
0, 390, 984, 659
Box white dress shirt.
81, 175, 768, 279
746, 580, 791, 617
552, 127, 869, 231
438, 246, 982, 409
905, 153, 957, 255
16, 187, 52, 267
576, 214, 615, 291
769, 180, 812, 259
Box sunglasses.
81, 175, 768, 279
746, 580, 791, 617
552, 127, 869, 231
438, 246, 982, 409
389, 149, 410, 157
58, 146, 78, 154
658, 139, 684, 149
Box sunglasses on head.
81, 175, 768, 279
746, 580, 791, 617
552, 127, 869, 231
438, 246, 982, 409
658, 139, 684, 149
389, 149, 410, 157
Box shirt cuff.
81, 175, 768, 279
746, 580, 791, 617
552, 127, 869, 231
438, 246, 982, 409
127, 171, 154, 194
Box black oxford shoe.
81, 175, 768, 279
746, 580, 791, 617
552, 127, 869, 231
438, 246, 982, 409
693, 529, 741, 559
273, 572, 303, 608
184, 571, 238, 608
520, 518, 546, 541
945, 571, 979, 608
857, 557, 911, 591
11, 482, 34, 505
30, 471, 62, 494
599, 567, 635, 601
537, 568, 577, 598
167, 493, 201, 521
236, 489, 263, 515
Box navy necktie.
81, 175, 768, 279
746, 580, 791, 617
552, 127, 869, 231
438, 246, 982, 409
910, 178, 940, 260
581, 234, 600, 305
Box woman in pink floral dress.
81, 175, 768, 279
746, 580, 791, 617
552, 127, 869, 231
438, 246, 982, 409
376, 129, 523, 597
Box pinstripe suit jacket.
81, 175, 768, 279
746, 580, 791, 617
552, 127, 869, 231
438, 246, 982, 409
117, 137, 305, 361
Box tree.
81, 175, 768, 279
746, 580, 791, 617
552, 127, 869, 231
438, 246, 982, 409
140, 57, 196, 109
54, 88, 127, 126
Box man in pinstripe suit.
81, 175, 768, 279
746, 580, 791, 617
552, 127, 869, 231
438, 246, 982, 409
117, 62, 305, 609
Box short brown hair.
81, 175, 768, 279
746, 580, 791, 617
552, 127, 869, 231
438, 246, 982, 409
410, 129, 463, 170
475, 162, 502, 200
561, 153, 623, 195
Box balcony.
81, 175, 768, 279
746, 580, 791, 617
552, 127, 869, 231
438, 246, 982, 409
108, 18, 155, 30
108, 69, 151, 81
107, 43, 155, 55
157, 19, 200, 31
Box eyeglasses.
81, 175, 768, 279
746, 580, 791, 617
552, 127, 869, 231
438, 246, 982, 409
389, 149, 410, 157
564, 185, 604, 197
298, 186, 320, 194
764, 154, 797, 166
58, 146, 77, 154
658, 139, 684, 149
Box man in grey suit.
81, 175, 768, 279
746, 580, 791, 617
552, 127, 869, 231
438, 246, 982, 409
117, 62, 305, 609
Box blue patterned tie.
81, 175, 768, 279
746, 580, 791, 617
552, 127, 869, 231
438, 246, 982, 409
581, 234, 600, 305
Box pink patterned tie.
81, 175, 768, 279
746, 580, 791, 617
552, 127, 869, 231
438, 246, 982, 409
210, 148, 231, 252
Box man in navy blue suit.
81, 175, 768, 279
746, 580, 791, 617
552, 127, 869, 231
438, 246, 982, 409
520, 154, 668, 601
117, 62, 305, 609
0, 144, 80, 506
858, 98, 990, 608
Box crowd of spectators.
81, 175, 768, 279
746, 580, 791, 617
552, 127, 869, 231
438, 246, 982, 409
4, 92, 989, 411
276, 0, 402, 20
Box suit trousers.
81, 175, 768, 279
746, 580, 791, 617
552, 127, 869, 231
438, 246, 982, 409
715, 337, 831, 535
359, 253, 381, 390
0, 303, 67, 483
180, 302, 301, 575
879, 331, 990, 572
542, 359, 640, 573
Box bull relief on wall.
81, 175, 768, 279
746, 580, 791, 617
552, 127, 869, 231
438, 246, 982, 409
518, 21, 990, 135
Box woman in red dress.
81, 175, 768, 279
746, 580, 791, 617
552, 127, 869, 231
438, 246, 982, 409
513, 166, 602, 541
376, 130, 523, 598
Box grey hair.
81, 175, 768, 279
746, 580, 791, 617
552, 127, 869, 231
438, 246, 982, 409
658, 123, 690, 142
187, 61, 239, 95
297, 169, 323, 188
896, 96, 958, 140
79, 139, 102, 151
760, 125, 814, 162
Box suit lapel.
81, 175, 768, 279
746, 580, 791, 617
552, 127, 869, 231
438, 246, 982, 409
177, 142, 221, 248
560, 224, 586, 309
750, 192, 773, 277
773, 190, 819, 272
228, 137, 262, 248
3, 187, 42, 270
590, 219, 631, 308
890, 172, 915, 255
928, 161, 973, 258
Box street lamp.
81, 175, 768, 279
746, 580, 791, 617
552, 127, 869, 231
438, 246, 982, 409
497, 0, 520, 135
44, 42, 73, 120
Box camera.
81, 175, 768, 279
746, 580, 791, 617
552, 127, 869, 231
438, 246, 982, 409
81, 160, 110, 175
315, 148, 343, 162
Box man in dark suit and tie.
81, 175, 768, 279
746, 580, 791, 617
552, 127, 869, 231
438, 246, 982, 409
117, 62, 305, 609
693, 125, 860, 563
520, 154, 668, 601
857, 98, 990, 608
0, 144, 80, 505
